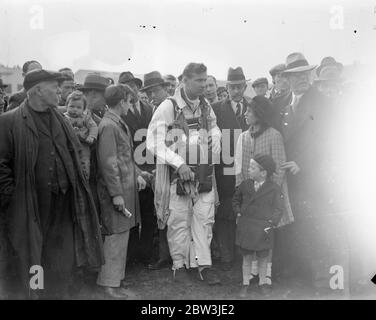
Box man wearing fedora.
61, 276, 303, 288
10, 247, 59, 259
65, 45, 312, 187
119, 71, 157, 267
147, 62, 222, 285
141, 71, 170, 110
0, 69, 104, 298
139, 71, 172, 270
277, 52, 346, 291
211, 67, 250, 271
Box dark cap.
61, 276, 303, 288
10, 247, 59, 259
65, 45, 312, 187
252, 77, 268, 88
76, 74, 110, 92
118, 71, 142, 88
23, 69, 64, 91
253, 153, 276, 177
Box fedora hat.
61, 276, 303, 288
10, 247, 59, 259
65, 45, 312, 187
227, 67, 250, 85
0, 78, 8, 88
118, 71, 143, 88
316, 56, 343, 77
140, 71, 169, 91
282, 52, 316, 74
77, 74, 110, 92
314, 65, 344, 83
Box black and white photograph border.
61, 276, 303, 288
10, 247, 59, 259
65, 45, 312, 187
0, 0, 376, 301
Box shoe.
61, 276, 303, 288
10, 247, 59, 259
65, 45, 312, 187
239, 285, 249, 298
199, 268, 221, 285
220, 261, 233, 271
259, 284, 273, 296
148, 259, 171, 270
101, 286, 130, 299
173, 268, 192, 285
249, 274, 259, 287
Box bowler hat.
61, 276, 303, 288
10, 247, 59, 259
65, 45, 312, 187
282, 52, 316, 74
227, 67, 250, 85
0, 78, 8, 88
269, 64, 286, 77
252, 77, 269, 88
253, 153, 276, 177
76, 74, 110, 92
316, 56, 343, 77
118, 71, 143, 88
140, 71, 169, 91
23, 69, 65, 91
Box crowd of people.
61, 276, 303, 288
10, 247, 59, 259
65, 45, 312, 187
0, 52, 366, 299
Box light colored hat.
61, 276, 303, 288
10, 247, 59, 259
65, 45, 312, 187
282, 52, 316, 74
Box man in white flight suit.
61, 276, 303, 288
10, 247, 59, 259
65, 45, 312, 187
147, 63, 222, 285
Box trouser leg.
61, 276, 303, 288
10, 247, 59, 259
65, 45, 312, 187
216, 218, 236, 263
190, 190, 215, 267
159, 227, 171, 261
97, 231, 130, 287
167, 183, 192, 270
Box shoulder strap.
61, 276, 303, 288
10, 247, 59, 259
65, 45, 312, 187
167, 98, 179, 120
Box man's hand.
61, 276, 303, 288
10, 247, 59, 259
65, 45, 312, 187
86, 136, 95, 144
112, 195, 125, 212
137, 175, 147, 191
280, 161, 300, 175
177, 164, 194, 181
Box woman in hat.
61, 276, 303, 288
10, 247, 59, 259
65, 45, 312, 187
234, 96, 294, 290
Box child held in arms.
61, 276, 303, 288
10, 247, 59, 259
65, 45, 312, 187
232, 154, 283, 297
64, 90, 98, 178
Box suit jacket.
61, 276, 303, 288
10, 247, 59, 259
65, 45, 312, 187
270, 90, 292, 135
232, 179, 283, 251
97, 111, 141, 234
212, 98, 249, 219
281, 86, 333, 220
122, 100, 154, 173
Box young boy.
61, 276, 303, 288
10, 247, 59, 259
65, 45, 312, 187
232, 153, 284, 297
64, 90, 98, 179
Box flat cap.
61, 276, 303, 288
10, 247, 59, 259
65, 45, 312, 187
269, 64, 286, 77
24, 69, 64, 91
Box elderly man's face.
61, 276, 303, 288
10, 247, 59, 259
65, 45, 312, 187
39, 81, 60, 107
205, 77, 217, 102
287, 71, 312, 95
253, 83, 268, 97
227, 83, 247, 102
60, 80, 75, 102
85, 90, 106, 111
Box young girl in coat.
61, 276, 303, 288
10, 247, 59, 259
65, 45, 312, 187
232, 153, 283, 297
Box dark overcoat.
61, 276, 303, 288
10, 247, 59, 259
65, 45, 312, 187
232, 179, 283, 251
0, 101, 104, 290
212, 98, 249, 220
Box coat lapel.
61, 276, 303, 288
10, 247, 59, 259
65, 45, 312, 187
250, 180, 275, 202
21, 103, 39, 138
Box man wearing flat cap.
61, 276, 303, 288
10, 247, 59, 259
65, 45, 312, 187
211, 67, 250, 271
0, 69, 104, 298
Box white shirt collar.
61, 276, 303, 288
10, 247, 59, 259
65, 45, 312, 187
231, 99, 243, 114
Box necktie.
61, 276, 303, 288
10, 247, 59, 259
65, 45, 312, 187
236, 103, 241, 117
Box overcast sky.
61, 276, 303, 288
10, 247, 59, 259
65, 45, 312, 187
1, 0, 375, 80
